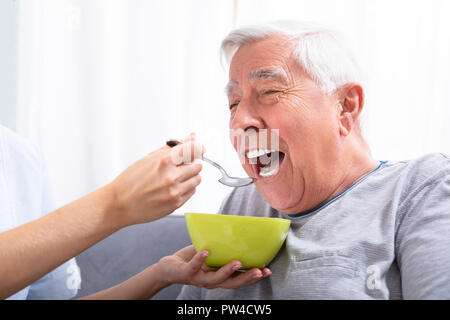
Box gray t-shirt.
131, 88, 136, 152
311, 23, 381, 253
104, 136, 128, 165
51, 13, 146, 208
177, 153, 450, 299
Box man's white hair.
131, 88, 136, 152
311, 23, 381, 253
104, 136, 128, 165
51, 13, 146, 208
221, 21, 362, 94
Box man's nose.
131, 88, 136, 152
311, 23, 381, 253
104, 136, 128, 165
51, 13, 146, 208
230, 99, 264, 131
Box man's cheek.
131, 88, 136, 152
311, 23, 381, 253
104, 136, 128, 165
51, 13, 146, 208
243, 164, 254, 177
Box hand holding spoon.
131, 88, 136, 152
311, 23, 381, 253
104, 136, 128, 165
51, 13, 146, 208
166, 140, 254, 188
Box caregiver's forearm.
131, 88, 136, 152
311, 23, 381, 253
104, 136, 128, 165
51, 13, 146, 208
0, 186, 120, 299
78, 263, 168, 300
0, 141, 204, 299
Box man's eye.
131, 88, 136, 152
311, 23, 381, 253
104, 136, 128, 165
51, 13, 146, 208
262, 90, 280, 95
229, 102, 239, 110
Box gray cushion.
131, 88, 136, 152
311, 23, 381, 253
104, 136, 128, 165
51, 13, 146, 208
74, 215, 191, 299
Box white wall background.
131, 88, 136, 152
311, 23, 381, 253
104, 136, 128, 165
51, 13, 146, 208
8, 0, 450, 213
0, 0, 18, 130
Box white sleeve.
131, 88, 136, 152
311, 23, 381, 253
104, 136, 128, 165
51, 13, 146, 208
177, 285, 202, 300
26, 258, 81, 300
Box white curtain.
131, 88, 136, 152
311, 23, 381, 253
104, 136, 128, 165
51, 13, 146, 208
16, 0, 450, 213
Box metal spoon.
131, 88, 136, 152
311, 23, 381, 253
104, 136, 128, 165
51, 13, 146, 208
166, 139, 254, 187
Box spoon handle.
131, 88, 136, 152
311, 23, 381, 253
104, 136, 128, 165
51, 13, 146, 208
200, 156, 227, 176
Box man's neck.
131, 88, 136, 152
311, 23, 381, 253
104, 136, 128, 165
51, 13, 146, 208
328, 138, 379, 203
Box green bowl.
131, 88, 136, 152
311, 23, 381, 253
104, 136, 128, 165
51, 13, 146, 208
185, 213, 291, 269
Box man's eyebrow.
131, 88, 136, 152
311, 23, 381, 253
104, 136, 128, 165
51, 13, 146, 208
225, 80, 239, 96
225, 68, 288, 96
248, 67, 289, 84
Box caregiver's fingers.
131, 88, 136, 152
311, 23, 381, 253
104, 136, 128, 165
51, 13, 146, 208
218, 268, 270, 289
261, 267, 272, 277
198, 261, 243, 289
174, 186, 198, 209
170, 141, 205, 166
182, 132, 196, 143
176, 160, 202, 183
174, 245, 197, 261
184, 250, 209, 276
178, 172, 202, 196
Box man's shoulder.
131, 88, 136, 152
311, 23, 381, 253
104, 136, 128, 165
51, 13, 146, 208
392, 153, 450, 227
399, 152, 450, 187
381, 153, 450, 212
408, 152, 450, 170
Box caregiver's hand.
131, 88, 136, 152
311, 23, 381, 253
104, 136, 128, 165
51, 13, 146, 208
78, 245, 272, 300
156, 246, 272, 289
0, 133, 205, 299
108, 134, 205, 228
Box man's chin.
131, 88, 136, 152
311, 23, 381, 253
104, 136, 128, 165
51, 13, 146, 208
257, 187, 297, 213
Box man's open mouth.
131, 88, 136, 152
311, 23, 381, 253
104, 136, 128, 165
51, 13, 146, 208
246, 149, 285, 179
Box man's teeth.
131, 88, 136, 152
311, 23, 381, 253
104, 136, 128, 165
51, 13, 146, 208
246, 149, 276, 159
246, 149, 281, 178
259, 163, 279, 177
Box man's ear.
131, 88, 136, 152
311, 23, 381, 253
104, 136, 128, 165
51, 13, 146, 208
337, 83, 364, 137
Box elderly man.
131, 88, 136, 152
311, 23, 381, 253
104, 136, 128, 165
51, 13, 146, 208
177, 21, 450, 299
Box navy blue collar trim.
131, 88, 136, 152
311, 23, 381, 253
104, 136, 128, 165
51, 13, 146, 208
285, 161, 388, 219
